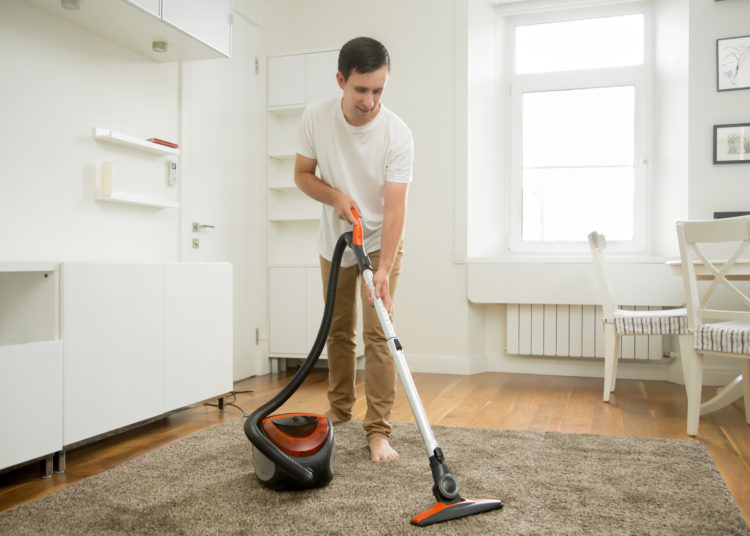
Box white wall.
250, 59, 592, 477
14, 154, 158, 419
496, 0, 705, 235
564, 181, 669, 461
0, 0, 179, 262
688, 0, 750, 220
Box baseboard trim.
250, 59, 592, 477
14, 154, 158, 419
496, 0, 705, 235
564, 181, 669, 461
403, 353, 740, 386
404, 354, 487, 375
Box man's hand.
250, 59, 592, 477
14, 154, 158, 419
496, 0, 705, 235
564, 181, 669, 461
333, 193, 361, 224
367, 266, 392, 313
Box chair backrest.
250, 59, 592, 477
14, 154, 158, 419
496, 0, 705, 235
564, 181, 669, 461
675, 215, 750, 328
588, 231, 617, 318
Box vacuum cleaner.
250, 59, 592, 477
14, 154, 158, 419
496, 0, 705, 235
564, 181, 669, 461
245, 210, 503, 526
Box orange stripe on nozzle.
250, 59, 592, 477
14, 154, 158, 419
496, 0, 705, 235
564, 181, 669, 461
351, 208, 363, 246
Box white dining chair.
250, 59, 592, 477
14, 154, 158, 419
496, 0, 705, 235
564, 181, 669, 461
675, 215, 750, 436
588, 231, 689, 402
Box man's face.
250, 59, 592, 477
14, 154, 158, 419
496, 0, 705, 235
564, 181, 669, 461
337, 65, 389, 127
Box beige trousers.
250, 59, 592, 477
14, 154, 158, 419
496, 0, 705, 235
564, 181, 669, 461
319, 246, 404, 441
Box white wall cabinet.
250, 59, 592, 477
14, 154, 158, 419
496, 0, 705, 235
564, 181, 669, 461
267, 50, 339, 108
162, 0, 232, 58
269, 266, 309, 355
25, 0, 232, 62
268, 265, 364, 370
62, 262, 233, 447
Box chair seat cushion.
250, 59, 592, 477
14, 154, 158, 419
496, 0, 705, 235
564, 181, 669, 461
695, 320, 750, 355
611, 308, 689, 335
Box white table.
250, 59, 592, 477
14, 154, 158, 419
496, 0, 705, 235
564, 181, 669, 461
666, 259, 750, 415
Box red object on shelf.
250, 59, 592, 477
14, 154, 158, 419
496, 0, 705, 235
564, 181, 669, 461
147, 137, 179, 148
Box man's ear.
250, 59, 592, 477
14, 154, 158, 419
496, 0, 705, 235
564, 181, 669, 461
336, 72, 345, 90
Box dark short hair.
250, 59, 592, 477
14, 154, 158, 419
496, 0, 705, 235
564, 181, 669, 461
338, 37, 390, 81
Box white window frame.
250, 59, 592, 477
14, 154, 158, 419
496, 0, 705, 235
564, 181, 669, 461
505, 2, 652, 255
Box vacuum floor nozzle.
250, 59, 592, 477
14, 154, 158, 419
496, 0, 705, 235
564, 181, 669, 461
411, 498, 504, 527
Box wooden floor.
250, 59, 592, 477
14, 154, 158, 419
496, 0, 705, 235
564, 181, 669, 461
1, 370, 749, 523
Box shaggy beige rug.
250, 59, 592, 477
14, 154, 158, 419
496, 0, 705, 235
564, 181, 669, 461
1, 419, 748, 535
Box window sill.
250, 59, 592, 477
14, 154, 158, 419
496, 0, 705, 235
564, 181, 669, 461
467, 257, 683, 306
466, 254, 672, 264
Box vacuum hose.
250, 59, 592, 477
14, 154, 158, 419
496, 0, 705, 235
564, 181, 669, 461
244, 232, 350, 487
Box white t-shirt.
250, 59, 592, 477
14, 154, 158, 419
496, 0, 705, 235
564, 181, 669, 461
296, 97, 414, 267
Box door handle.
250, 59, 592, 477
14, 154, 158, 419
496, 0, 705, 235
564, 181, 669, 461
192, 222, 216, 232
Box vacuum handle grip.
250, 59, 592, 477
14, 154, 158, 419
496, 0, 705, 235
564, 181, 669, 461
350, 208, 363, 246
347, 209, 372, 273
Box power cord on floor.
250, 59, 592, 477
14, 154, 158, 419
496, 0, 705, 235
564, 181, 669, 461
204, 390, 253, 417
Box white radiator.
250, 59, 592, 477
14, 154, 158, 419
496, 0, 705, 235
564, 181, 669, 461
506, 304, 665, 360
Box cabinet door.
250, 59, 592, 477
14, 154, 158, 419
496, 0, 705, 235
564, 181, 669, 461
269, 267, 307, 354
62, 264, 164, 446
162, 0, 232, 56
0, 341, 62, 470
268, 55, 306, 107
125, 0, 160, 16
306, 50, 340, 104
164, 263, 233, 412
305, 266, 326, 356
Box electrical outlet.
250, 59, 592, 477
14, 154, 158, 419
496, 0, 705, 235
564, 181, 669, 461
192, 238, 200, 249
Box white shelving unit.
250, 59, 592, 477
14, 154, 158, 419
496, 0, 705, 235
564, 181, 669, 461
93, 127, 180, 209
265, 49, 350, 371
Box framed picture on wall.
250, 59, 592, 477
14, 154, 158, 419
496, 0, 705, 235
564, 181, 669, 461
714, 123, 750, 164
717, 35, 750, 91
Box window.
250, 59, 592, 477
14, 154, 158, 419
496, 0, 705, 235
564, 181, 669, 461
507, 7, 650, 253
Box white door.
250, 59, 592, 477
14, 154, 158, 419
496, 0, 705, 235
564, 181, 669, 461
179, 14, 264, 381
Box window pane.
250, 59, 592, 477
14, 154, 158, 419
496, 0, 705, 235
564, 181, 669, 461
523, 86, 634, 167
516, 14, 644, 74
522, 167, 634, 241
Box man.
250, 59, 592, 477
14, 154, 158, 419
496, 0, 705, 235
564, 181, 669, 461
294, 37, 413, 462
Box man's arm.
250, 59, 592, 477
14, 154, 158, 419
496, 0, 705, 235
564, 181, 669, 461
371, 181, 408, 312
294, 154, 360, 224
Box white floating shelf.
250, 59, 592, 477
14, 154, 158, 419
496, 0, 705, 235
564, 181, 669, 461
268, 153, 296, 160
93, 128, 180, 156
96, 191, 179, 209
268, 104, 306, 115
268, 215, 319, 223
268, 183, 298, 191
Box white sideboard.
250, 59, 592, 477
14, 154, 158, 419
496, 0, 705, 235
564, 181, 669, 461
0, 262, 232, 475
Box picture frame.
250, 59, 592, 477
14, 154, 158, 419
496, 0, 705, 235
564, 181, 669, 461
713, 123, 750, 164
716, 35, 750, 91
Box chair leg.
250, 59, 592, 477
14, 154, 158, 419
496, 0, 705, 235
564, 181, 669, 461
740, 360, 750, 425
611, 336, 620, 393
679, 334, 702, 436
603, 324, 618, 402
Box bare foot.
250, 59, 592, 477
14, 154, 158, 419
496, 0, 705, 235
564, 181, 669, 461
369, 436, 399, 462
324, 410, 350, 425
